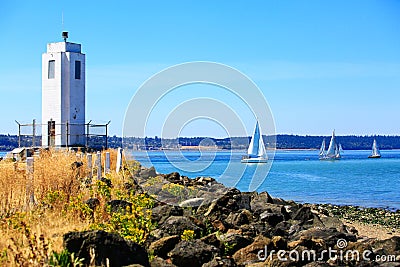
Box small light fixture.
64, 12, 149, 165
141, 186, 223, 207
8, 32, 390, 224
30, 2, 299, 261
62, 31, 68, 42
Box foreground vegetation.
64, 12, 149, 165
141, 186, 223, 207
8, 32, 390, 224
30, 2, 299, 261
0, 149, 154, 266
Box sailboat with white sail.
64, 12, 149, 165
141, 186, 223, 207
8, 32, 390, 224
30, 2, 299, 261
319, 130, 342, 160
368, 139, 381, 158
241, 121, 268, 163
319, 139, 326, 158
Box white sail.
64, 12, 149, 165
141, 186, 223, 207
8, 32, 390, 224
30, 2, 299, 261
371, 139, 381, 157
257, 131, 267, 158
321, 130, 341, 159
319, 139, 326, 157
247, 121, 260, 157
326, 130, 337, 158
243, 121, 267, 162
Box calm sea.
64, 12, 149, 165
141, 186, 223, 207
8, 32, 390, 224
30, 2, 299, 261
131, 150, 400, 210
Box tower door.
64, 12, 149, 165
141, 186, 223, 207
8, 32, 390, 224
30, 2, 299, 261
48, 120, 56, 147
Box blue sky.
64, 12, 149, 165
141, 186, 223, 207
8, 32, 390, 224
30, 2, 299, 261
0, 1, 399, 137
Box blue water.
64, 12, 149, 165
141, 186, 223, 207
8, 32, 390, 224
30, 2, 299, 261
131, 150, 400, 210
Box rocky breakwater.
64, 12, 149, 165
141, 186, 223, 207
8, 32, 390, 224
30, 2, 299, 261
64, 166, 400, 266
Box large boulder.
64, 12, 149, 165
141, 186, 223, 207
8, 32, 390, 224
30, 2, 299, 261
260, 211, 285, 227
162, 172, 180, 183
107, 199, 132, 213
225, 209, 253, 228
150, 256, 177, 267
152, 205, 183, 225
292, 206, 324, 227
168, 240, 219, 267
63, 230, 149, 267
198, 188, 250, 221
217, 232, 252, 255
232, 235, 272, 266
250, 192, 274, 215
291, 227, 357, 249
139, 166, 157, 178
202, 257, 237, 267
159, 216, 202, 237
370, 236, 400, 260
149, 235, 180, 259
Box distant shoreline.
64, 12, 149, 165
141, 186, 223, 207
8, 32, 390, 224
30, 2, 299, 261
4, 134, 400, 151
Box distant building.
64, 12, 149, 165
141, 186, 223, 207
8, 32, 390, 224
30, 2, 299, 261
41, 32, 86, 147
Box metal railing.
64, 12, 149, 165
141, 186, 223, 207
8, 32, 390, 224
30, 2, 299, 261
15, 120, 110, 150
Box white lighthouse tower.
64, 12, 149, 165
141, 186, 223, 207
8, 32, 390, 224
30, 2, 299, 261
42, 32, 85, 147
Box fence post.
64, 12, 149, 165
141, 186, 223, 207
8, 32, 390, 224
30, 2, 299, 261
86, 121, 91, 149
104, 152, 110, 176
116, 148, 123, 173
96, 151, 102, 180
32, 119, 36, 147
66, 121, 69, 147
26, 157, 35, 209
15, 121, 21, 147
87, 154, 93, 181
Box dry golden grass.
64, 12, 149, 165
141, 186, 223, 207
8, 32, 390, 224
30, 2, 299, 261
0, 148, 133, 266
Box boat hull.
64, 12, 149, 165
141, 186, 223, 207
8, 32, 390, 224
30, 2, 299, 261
241, 157, 268, 163
368, 155, 381, 158
319, 156, 341, 161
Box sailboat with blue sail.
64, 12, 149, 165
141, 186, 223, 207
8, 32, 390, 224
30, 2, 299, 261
241, 121, 268, 163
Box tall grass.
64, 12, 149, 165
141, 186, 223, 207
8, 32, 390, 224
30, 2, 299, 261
0, 148, 145, 266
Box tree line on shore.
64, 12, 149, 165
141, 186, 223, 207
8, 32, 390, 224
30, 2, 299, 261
1, 134, 400, 151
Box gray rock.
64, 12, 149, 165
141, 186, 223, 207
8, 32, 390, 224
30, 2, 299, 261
168, 240, 218, 267
63, 230, 149, 267
379, 262, 400, 267
107, 199, 132, 213
159, 216, 202, 237
291, 227, 357, 248
149, 235, 180, 259
292, 206, 314, 223
292, 206, 324, 227
232, 235, 272, 266
250, 192, 274, 215
370, 236, 400, 257
200, 232, 221, 248
236, 192, 256, 210
271, 221, 292, 237
217, 233, 252, 254
202, 257, 237, 267
303, 262, 331, 267
150, 256, 177, 267
225, 209, 253, 227
260, 211, 285, 227
152, 205, 183, 225
140, 166, 157, 178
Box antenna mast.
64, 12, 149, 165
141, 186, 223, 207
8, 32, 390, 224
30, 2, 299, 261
61, 11, 68, 42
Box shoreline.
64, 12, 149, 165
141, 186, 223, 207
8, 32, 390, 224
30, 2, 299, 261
310, 203, 400, 239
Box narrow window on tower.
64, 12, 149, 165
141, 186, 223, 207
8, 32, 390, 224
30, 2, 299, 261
75, 60, 81, 79
48, 60, 55, 79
